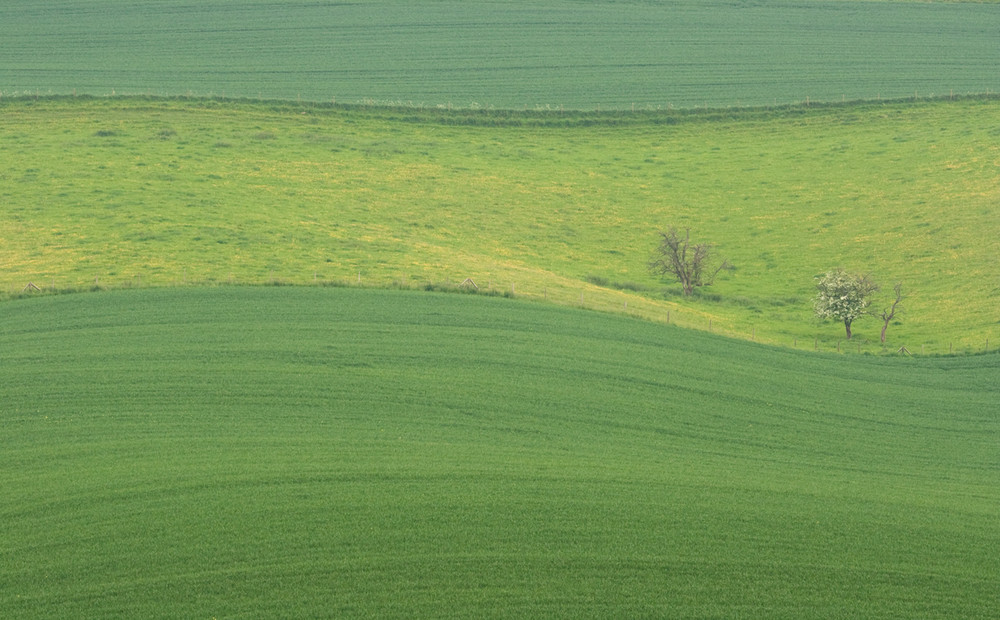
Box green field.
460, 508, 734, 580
2, 0, 998, 109
3, 287, 998, 617
4, 1, 1000, 616
3, 96, 998, 352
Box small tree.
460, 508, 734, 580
879, 282, 903, 344
814, 269, 879, 339
648, 227, 729, 296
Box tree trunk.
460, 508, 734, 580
844, 319, 853, 340
880, 322, 888, 344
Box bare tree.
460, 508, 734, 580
879, 283, 903, 344
648, 227, 729, 296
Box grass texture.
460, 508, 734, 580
2, 96, 998, 352
1, 0, 998, 109
2, 287, 999, 617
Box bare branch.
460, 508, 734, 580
879, 282, 903, 344
649, 227, 728, 296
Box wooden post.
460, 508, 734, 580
667, 310, 670, 324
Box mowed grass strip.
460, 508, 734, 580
1, 96, 998, 351
1, 0, 998, 108
2, 287, 999, 617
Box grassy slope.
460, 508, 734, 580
2, 287, 998, 618
1, 0, 998, 108
2, 97, 998, 351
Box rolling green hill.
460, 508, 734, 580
2, 96, 998, 352
2, 0, 998, 109
3, 287, 998, 617
5, 2, 998, 617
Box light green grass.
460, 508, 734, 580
1, 0, 998, 108
2, 287, 998, 617
2, 96, 998, 352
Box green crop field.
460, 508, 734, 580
2, 0, 998, 109
4, 0, 999, 616
2, 96, 998, 352
3, 287, 999, 617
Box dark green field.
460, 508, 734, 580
2, 0, 998, 108
3, 287, 998, 617
4, 1, 999, 616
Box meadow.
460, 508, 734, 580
3, 287, 999, 618
3, 1, 999, 616
2, 0, 999, 109
2, 95, 998, 352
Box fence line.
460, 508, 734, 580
2, 89, 999, 114
6, 271, 997, 358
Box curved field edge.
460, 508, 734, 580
2, 95, 998, 354
2, 287, 999, 618
2, 0, 999, 109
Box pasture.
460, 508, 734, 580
1, 0, 999, 109
2, 96, 998, 352
3, 1, 999, 615
3, 287, 999, 617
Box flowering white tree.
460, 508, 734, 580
814, 269, 879, 339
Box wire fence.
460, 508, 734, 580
5, 271, 996, 358
1, 88, 998, 114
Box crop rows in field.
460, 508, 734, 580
1, 0, 998, 109
3, 287, 999, 617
